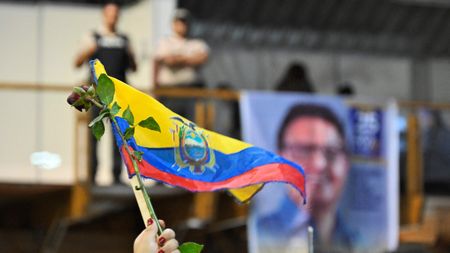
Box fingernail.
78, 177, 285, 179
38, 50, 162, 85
147, 218, 153, 226
158, 250, 164, 253
158, 237, 166, 246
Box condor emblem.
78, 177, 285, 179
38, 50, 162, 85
171, 117, 216, 174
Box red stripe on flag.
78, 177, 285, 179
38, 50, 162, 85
122, 147, 305, 194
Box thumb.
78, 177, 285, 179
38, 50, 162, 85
134, 218, 158, 252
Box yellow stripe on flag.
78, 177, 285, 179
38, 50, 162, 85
92, 60, 252, 154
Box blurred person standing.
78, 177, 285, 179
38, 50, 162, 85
74, 2, 137, 185
153, 8, 209, 118
276, 62, 315, 93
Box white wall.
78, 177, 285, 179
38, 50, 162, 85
0, 89, 79, 184
151, 0, 176, 50
0, 90, 40, 183
121, 0, 153, 89
40, 4, 99, 85
0, 3, 39, 84
0, 1, 152, 88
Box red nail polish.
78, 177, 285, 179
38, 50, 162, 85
158, 250, 164, 253
147, 218, 153, 226
158, 237, 166, 246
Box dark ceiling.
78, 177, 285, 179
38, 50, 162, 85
179, 0, 450, 58
1, 0, 139, 6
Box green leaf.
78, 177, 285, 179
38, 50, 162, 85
88, 109, 110, 127
133, 150, 144, 161
124, 127, 135, 140
97, 74, 115, 105
138, 116, 161, 132
179, 242, 204, 253
91, 121, 105, 141
123, 105, 134, 126
110, 102, 121, 116
73, 86, 86, 95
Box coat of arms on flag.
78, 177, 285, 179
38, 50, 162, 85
171, 117, 216, 175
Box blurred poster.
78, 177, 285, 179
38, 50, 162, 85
241, 91, 398, 253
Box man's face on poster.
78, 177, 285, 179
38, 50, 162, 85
280, 116, 348, 212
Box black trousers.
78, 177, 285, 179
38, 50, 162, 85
89, 106, 122, 183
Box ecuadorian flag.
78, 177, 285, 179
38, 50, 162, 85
91, 59, 305, 203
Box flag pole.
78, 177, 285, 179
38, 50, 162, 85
110, 117, 163, 234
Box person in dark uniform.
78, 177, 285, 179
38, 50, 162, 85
75, 2, 137, 185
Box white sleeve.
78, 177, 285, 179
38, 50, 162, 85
192, 39, 209, 54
